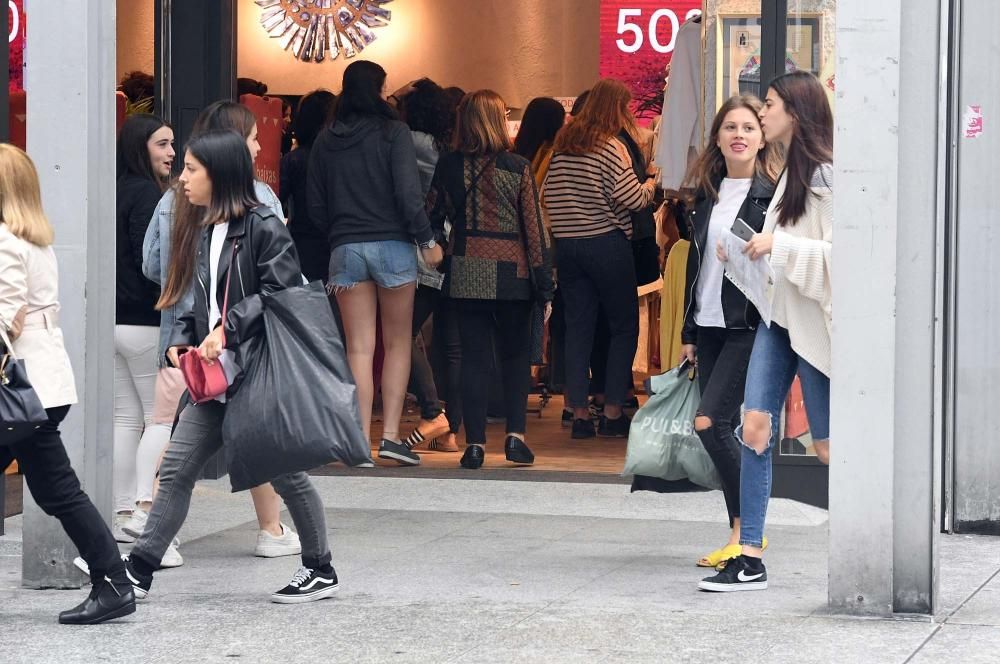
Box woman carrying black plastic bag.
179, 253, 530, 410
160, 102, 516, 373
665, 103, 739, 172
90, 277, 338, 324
123, 130, 339, 605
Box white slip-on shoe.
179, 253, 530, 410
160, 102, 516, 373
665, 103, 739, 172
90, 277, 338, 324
121, 509, 149, 540
113, 514, 136, 544
160, 540, 184, 568
255, 523, 302, 558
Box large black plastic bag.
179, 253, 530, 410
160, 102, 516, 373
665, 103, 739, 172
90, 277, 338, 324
222, 281, 372, 492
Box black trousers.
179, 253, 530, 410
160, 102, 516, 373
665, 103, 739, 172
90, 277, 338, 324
455, 299, 532, 445
694, 326, 756, 527
431, 299, 464, 434
556, 232, 639, 409
0, 406, 126, 585
588, 305, 635, 398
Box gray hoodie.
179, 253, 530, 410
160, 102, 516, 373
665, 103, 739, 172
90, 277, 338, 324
307, 116, 433, 250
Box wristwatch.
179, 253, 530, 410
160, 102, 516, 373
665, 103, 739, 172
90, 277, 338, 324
419, 239, 437, 250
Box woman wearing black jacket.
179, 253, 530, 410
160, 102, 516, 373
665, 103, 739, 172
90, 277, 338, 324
123, 131, 338, 605
679, 95, 777, 570
114, 114, 176, 545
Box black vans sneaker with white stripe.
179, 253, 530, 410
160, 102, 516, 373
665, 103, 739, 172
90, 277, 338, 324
698, 555, 768, 592
271, 566, 339, 604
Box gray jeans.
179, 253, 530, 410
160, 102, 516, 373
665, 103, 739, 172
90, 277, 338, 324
132, 400, 331, 570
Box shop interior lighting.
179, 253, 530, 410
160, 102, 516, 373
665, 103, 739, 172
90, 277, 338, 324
256, 0, 393, 62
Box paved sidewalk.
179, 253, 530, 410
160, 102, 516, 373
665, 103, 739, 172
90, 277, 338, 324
1, 477, 998, 663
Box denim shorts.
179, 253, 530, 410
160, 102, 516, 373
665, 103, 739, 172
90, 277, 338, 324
329, 240, 418, 290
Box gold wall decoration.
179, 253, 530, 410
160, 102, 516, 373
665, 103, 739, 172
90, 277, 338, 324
255, 0, 393, 63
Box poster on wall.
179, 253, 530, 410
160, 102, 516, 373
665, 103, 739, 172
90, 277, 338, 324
599, 1, 702, 123
240, 94, 283, 195
720, 17, 821, 101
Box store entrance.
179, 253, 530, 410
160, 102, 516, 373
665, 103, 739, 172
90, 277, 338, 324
130, 0, 830, 507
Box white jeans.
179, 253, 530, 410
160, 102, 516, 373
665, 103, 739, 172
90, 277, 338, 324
114, 325, 171, 512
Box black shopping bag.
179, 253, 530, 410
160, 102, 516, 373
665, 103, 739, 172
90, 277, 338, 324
222, 281, 372, 492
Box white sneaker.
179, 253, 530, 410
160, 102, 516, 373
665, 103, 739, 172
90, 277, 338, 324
121, 509, 149, 540
160, 540, 184, 568
254, 523, 302, 558
113, 514, 136, 544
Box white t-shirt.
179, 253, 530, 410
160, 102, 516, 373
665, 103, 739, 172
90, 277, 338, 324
694, 177, 753, 328
208, 222, 230, 329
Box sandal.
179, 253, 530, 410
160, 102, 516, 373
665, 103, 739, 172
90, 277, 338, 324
697, 536, 768, 569
428, 436, 459, 452
697, 544, 741, 568
403, 413, 451, 449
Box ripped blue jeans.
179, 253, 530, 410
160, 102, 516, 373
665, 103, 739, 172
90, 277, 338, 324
738, 323, 829, 549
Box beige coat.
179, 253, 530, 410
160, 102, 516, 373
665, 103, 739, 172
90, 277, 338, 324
0, 223, 77, 408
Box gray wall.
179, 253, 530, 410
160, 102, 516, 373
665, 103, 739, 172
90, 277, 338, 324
951, 0, 1000, 534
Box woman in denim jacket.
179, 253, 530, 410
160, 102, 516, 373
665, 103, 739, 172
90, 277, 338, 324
141, 101, 298, 562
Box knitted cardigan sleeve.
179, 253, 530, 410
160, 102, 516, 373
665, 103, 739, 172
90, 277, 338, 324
769, 184, 833, 321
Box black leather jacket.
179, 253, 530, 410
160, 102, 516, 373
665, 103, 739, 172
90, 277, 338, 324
169, 206, 302, 358
681, 174, 775, 345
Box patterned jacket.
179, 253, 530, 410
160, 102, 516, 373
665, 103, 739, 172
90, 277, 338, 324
428, 151, 554, 303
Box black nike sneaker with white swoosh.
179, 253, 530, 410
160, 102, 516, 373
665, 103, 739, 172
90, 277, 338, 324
271, 566, 339, 604
698, 555, 768, 592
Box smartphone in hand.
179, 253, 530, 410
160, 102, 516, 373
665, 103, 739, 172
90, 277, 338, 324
730, 217, 755, 242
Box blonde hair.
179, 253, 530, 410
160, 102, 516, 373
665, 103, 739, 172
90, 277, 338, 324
453, 89, 513, 156
553, 79, 638, 155
0, 144, 54, 246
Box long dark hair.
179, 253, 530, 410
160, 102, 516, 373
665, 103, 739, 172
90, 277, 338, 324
117, 113, 170, 187
514, 97, 565, 162
158, 101, 258, 309
294, 89, 336, 149
402, 79, 453, 147
186, 131, 260, 226
333, 60, 396, 123
683, 95, 779, 201
769, 71, 833, 226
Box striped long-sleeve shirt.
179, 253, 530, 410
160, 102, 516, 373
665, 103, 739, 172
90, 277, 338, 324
542, 136, 654, 239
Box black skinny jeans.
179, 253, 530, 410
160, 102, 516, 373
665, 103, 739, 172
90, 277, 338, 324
455, 299, 532, 445
431, 299, 464, 434
0, 406, 127, 586
694, 326, 756, 527
556, 231, 639, 409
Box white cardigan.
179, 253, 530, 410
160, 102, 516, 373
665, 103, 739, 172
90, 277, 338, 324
765, 165, 833, 377
0, 223, 78, 409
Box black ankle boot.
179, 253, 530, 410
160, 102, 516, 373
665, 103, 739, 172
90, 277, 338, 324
58, 577, 136, 625
504, 436, 534, 465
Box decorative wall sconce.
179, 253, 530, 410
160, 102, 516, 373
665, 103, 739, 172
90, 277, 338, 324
255, 0, 393, 62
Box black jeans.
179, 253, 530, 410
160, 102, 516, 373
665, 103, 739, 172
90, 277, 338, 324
694, 326, 756, 527
0, 406, 126, 586
409, 285, 444, 421
589, 305, 634, 398
455, 299, 532, 445
431, 299, 464, 434
556, 232, 638, 409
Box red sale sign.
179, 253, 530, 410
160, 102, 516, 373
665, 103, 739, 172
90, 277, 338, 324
599, 1, 701, 122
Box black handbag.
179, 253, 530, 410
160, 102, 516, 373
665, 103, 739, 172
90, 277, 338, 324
618, 130, 662, 286
221, 281, 372, 492
0, 327, 48, 447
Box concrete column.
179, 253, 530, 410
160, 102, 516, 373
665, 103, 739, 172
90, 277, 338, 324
829, 0, 943, 615
22, 0, 117, 588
